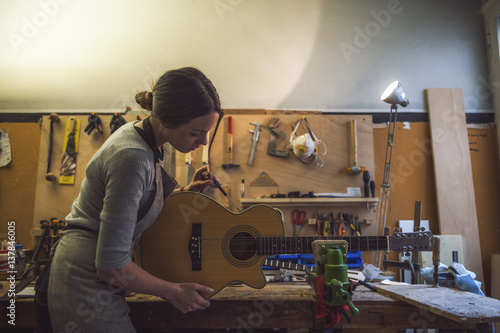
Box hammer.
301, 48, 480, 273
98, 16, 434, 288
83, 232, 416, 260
345, 119, 365, 174
222, 116, 240, 169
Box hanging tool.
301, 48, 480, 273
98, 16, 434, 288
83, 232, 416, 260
348, 215, 361, 236
84, 112, 103, 135
45, 113, 60, 181
248, 122, 261, 167
328, 212, 336, 236
345, 119, 365, 174
354, 216, 361, 236
362, 171, 370, 197
322, 213, 331, 236
222, 116, 240, 169
110, 112, 127, 134
293, 210, 306, 236
266, 118, 289, 158
59, 117, 81, 185
316, 210, 321, 235
338, 213, 346, 236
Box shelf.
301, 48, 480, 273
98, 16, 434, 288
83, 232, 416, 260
241, 197, 378, 208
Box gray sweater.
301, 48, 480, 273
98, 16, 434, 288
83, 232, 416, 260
66, 122, 177, 270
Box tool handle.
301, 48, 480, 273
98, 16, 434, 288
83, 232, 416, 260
370, 180, 376, 197
350, 119, 357, 166
432, 237, 441, 264
212, 176, 228, 196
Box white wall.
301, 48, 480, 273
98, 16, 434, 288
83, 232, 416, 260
0, 0, 491, 113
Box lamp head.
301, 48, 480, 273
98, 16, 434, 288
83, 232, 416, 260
381, 80, 409, 107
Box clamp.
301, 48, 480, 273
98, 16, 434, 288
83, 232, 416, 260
84, 112, 103, 135
312, 240, 359, 317
266, 118, 289, 158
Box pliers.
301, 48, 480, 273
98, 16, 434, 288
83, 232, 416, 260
338, 213, 346, 236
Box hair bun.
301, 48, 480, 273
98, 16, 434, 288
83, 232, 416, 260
135, 91, 153, 111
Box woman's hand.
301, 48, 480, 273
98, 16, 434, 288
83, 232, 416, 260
183, 165, 218, 192
167, 283, 214, 313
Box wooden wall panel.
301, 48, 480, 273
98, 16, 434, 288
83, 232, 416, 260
3, 110, 498, 294
32, 113, 377, 241
0, 122, 41, 247
32, 114, 138, 237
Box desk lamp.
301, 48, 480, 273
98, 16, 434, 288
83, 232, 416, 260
375, 80, 410, 267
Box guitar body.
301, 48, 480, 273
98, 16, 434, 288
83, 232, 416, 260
141, 191, 285, 298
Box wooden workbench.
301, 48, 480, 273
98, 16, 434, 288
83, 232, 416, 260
2, 281, 496, 332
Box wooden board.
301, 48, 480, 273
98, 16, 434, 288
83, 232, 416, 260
493, 253, 500, 332
32, 113, 376, 244
32, 114, 137, 240
376, 284, 500, 324
426, 88, 484, 283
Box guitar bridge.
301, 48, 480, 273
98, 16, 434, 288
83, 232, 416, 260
189, 223, 202, 271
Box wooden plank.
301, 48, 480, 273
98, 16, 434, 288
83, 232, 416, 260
426, 88, 484, 282
376, 284, 500, 324
493, 253, 500, 332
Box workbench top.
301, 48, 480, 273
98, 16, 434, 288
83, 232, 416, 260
1, 281, 498, 331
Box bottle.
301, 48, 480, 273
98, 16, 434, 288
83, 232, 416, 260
241, 179, 245, 198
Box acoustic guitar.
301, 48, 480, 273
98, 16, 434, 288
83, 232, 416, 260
141, 191, 434, 298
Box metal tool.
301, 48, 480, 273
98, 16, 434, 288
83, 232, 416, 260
349, 215, 361, 236
293, 209, 306, 236
338, 213, 346, 236
212, 176, 240, 212
248, 122, 261, 167
266, 118, 289, 158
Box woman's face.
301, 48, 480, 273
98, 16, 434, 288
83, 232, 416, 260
160, 111, 220, 153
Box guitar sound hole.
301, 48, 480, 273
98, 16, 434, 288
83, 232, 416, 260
229, 232, 256, 261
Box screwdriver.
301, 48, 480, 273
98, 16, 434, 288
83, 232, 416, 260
212, 176, 241, 212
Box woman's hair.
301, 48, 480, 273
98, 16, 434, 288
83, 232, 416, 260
135, 67, 222, 128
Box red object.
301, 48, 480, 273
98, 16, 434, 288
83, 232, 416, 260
227, 116, 233, 134
313, 274, 349, 328
293, 210, 306, 226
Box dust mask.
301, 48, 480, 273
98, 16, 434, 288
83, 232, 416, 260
288, 117, 326, 166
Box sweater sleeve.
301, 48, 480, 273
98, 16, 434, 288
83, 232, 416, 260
95, 147, 154, 270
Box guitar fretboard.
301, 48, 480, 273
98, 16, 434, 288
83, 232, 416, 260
257, 236, 388, 255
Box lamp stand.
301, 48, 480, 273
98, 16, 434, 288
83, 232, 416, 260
374, 104, 398, 267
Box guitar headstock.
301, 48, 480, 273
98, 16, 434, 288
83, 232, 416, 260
389, 231, 434, 253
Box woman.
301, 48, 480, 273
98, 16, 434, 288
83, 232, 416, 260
45, 67, 223, 332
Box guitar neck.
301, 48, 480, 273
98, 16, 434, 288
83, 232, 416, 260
257, 235, 388, 255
